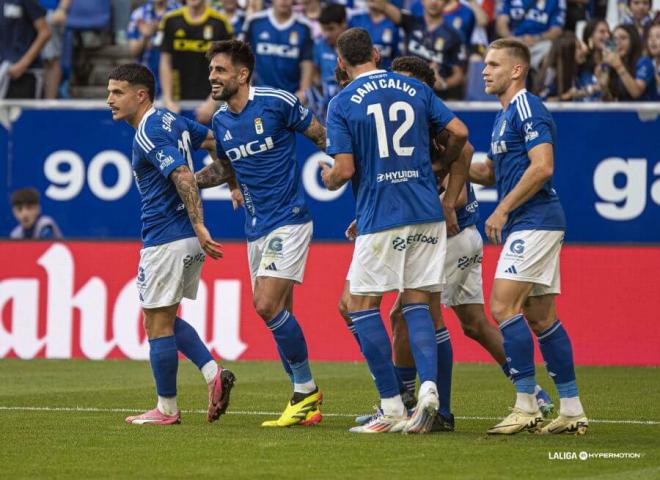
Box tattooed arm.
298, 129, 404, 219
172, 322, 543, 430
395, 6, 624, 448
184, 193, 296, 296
170, 165, 223, 259
303, 116, 326, 151
196, 131, 239, 190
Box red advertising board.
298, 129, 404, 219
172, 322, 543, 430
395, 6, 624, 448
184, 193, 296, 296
1, 241, 659, 365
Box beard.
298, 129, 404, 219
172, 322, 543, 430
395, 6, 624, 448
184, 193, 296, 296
212, 81, 239, 101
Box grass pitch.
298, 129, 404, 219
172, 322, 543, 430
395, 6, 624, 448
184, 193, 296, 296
0, 359, 658, 479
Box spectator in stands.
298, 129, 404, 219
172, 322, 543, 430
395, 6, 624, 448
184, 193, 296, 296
312, 3, 347, 121
577, 18, 611, 101
39, 0, 69, 99
128, 0, 180, 97
411, 0, 476, 51
371, 0, 466, 99
10, 187, 62, 239
646, 23, 660, 99
602, 23, 657, 99
0, 0, 51, 99
212, 0, 246, 35
241, 0, 314, 101
623, 0, 653, 39
535, 31, 584, 100
495, 0, 565, 69
348, 0, 400, 70
159, 0, 232, 121
565, 0, 590, 31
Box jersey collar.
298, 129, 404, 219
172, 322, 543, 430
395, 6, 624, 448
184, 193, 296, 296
138, 107, 156, 131
248, 86, 256, 100
354, 69, 387, 80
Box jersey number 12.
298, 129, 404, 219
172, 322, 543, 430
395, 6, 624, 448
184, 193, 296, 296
367, 101, 415, 158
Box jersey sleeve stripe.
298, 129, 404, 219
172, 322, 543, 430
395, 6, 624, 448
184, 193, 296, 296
134, 133, 151, 153
138, 124, 156, 151
521, 94, 532, 119
253, 91, 295, 107
254, 87, 297, 104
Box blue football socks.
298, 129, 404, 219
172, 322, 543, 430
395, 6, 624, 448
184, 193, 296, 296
149, 335, 178, 398
435, 327, 453, 417
402, 304, 438, 385
500, 314, 536, 394
266, 310, 313, 388
537, 320, 578, 398
174, 317, 213, 369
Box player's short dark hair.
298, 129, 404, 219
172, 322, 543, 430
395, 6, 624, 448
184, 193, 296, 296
207, 39, 256, 82
319, 3, 346, 25
11, 187, 40, 207
108, 63, 155, 102
392, 56, 435, 88
488, 38, 531, 67
337, 28, 373, 67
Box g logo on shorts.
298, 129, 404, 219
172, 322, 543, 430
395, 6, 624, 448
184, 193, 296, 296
510, 239, 525, 255
268, 237, 283, 253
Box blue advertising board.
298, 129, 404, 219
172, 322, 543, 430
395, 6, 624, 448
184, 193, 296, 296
1, 101, 659, 242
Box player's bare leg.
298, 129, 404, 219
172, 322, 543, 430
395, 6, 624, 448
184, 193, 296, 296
255, 276, 321, 427
126, 304, 181, 425
487, 279, 544, 434
524, 294, 588, 435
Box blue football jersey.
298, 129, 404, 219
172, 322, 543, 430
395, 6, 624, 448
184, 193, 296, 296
348, 11, 400, 70
242, 9, 314, 93
400, 13, 464, 78
498, 0, 566, 36
132, 108, 209, 247
313, 38, 338, 117
488, 89, 566, 237
633, 57, 659, 102
456, 182, 479, 231
212, 87, 314, 241
326, 70, 456, 235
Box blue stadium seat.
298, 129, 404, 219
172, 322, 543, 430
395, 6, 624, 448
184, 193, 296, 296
66, 0, 111, 30
465, 60, 495, 102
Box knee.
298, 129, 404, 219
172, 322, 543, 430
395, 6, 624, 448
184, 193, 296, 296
526, 314, 554, 336
460, 319, 481, 340
253, 296, 280, 322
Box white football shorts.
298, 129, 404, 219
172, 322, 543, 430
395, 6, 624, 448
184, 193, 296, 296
248, 221, 313, 290
442, 225, 485, 307
349, 221, 447, 295
495, 229, 564, 296
137, 236, 205, 309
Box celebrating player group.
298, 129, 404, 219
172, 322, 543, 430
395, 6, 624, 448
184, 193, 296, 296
106, 28, 588, 435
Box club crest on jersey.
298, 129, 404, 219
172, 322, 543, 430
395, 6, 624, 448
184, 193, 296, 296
537, 0, 546, 10
499, 120, 507, 137
289, 31, 298, 45
382, 28, 392, 43
435, 38, 444, 51
175, 29, 185, 37
453, 18, 462, 30
254, 117, 264, 134
204, 25, 213, 40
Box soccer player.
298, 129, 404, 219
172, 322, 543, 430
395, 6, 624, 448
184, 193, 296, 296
107, 63, 236, 426
322, 28, 468, 434
471, 39, 588, 435
196, 40, 326, 427
345, 56, 552, 432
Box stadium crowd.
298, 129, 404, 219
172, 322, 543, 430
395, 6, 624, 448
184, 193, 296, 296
1, 0, 659, 107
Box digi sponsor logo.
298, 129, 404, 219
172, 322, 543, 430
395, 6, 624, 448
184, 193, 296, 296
256, 43, 300, 59
226, 137, 274, 161
392, 233, 439, 251
377, 170, 419, 184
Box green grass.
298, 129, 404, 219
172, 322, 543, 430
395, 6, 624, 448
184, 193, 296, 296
0, 360, 658, 479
